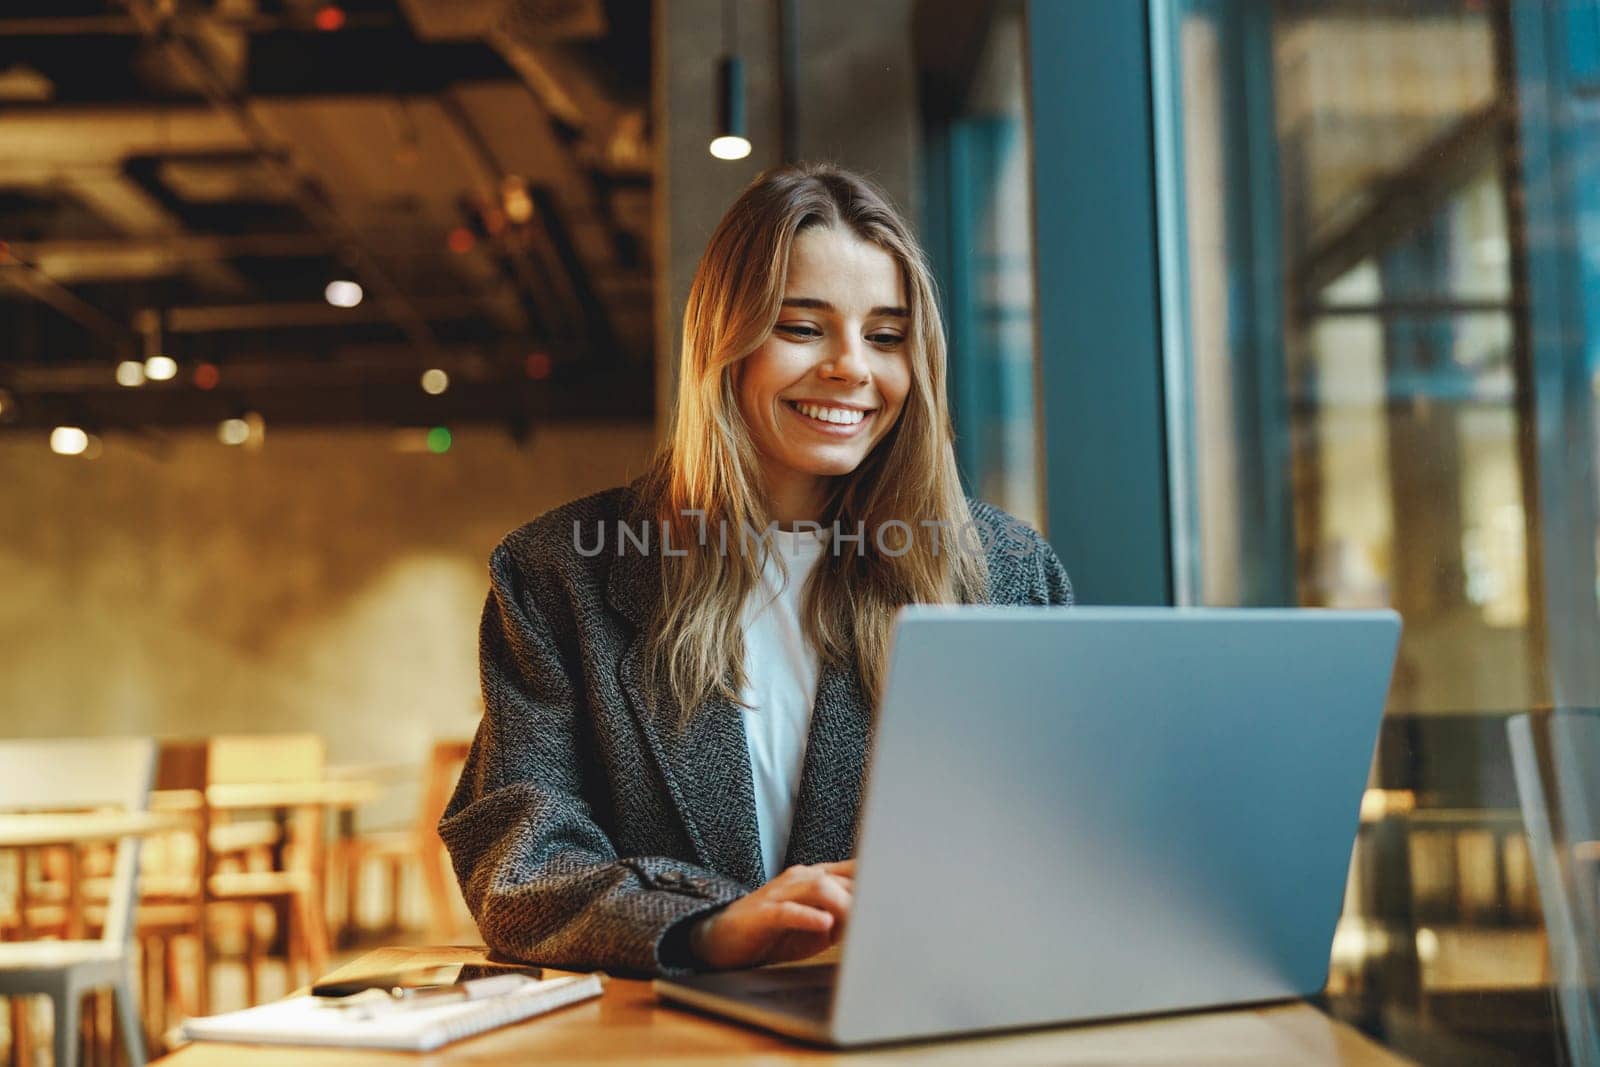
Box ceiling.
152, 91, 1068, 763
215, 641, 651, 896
0, 0, 656, 438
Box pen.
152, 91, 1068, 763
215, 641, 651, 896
394, 973, 531, 1003
329, 973, 535, 1019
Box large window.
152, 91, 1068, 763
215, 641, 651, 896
1155, 0, 1600, 1059
922, 8, 1042, 530
1169, 1, 1542, 708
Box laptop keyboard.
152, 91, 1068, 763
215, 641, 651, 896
664, 962, 838, 1024
742, 982, 834, 1014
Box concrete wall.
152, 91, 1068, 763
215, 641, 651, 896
654, 0, 921, 432
0, 421, 655, 822
790, 0, 918, 211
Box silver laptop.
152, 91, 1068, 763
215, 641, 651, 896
654, 606, 1401, 1047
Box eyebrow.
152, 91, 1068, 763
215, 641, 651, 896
781, 296, 908, 319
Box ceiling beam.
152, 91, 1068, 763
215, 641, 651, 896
160, 298, 489, 333
0, 371, 651, 431
123, 0, 445, 360
0, 13, 400, 36
6, 345, 502, 390
434, 91, 568, 339
0, 250, 138, 355
5, 233, 327, 283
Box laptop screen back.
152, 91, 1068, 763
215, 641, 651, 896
831, 607, 1400, 1045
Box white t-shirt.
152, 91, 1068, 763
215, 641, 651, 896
738, 527, 827, 883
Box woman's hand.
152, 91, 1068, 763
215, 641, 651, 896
687, 860, 855, 970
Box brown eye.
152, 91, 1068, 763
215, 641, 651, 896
868, 332, 905, 347
777, 324, 821, 339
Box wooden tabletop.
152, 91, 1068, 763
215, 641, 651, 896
0, 810, 188, 848
151, 780, 383, 812
205, 779, 383, 811
155, 945, 1416, 1065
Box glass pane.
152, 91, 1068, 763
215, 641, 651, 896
931, 11, 1042, 529
1163, 0, 1586, 1060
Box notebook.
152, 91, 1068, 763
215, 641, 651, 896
180, 974, 604, 1052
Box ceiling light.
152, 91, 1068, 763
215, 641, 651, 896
116, 360, 146, 387
144, 355, 177, 381
50, 426, 88, 456
504, 191, 533, 224
710, 55, 749, 160
502, 176, 534, 225
420, 368, 449, 395
710, 0, 748, 163
219, 411, 266, 449
325, 279, 363, 308
218, 418, 250, 447
710, 135, 751, 161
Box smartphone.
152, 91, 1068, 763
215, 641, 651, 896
310, 961, 545, 998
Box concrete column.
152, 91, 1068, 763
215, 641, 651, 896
653, 0, 783, 437
653, 0, 921, 437
791, 0, 918, 215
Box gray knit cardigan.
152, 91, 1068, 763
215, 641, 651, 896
439, 480, 1073, 976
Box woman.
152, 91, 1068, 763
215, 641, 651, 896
440, 163, 1073, 977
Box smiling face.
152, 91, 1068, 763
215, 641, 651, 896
735, 223, 913, 524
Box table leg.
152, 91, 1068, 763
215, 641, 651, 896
8, 997, 30, 1067
267, 807, 291, 958
4, 850, 32, 1067
269, 807, 289, 873
307, 804, 331, 973
65, 846, 84, 940
337, 808, 357, 948
14, 849, 32, 940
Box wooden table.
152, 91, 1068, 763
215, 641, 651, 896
0, 811, 188, 850
203, 780, 382, 812
0, 810, 189, 938
154, 945, 1417, 1065
0, 811, 186, 1067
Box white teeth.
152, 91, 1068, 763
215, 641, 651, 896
792, 402, 866, 425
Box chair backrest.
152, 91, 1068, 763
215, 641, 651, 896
0, 737, 156, 944
207, 734, 325, 785
414, 739, 471, 840
156, 734, 330, 898
1509, 710, 1600, 1065
0, 737, 155, 814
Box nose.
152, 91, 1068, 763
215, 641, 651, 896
818, 336, 870, 384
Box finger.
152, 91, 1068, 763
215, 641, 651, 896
780, 865, 852, 895
770, 900, 834, 934
787, 871, 852, 924
816, 859, 855, 877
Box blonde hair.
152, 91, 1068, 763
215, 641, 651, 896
640, 162, 987, 719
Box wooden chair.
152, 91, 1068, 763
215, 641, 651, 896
337, 740, 472, 943
0, 737, 156, 1067
153, 734, 330, 1015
